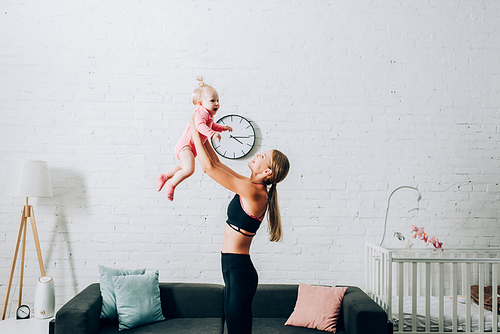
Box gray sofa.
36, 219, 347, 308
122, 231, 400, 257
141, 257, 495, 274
54, 282, 390, 334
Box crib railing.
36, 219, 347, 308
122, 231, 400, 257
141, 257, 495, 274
365, 242, 500, 333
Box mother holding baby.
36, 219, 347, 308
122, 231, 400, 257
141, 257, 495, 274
188, 114, 290, 333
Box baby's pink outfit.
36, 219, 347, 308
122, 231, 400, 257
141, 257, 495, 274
174, 106, 224, 160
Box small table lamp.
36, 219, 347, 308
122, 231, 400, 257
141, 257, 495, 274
1, 159, 53, 321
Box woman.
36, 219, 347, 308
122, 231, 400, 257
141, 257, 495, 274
189, 116, 290, 334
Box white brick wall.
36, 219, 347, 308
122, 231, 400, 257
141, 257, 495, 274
1, 0, 499, 316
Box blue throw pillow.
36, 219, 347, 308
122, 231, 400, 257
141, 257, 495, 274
98, 265, 146, 319
113, 270, 165, 331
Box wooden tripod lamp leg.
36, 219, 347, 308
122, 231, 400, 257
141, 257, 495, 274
1, 207, 27, 321
18, 219, 27, 308
28, 205, 46, 277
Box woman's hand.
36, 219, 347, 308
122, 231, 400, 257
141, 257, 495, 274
188, 113, 197, 132
212, 132, 222, 142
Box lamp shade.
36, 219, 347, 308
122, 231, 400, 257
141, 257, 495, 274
1, 159, 53, 197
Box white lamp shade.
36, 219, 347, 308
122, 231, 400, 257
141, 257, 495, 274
1, 159, 53, 197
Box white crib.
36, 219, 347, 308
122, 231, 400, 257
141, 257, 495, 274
365, 242, 500, 333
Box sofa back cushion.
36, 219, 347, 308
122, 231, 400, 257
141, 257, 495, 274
159, 283, 224, 319
252, 284, 299, 318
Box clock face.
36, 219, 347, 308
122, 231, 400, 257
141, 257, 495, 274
17, 305, 30, 319
211, 114, 256, 159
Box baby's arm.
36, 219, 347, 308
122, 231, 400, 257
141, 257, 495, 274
195, 111, 232, 136
210, 121, 225, 133
211, 124, 233, 142
208, 122, 232, 143
195, 111, 218, 138
209, 120, 232, 133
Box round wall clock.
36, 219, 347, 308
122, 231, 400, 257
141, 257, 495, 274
211, 114, 256, 159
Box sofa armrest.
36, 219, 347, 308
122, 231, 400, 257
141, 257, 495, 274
55, 283, 102, 334
338, 286, 388, 334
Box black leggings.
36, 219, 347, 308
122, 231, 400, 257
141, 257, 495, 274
221, 253, 258, 334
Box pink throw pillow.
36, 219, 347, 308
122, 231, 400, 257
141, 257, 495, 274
285, 283, 348, 333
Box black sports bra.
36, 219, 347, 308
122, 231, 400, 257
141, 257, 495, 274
226, 194, 265, 237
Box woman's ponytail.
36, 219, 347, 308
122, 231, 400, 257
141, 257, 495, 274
267, 183, 282, 242
266, 150, 290, 242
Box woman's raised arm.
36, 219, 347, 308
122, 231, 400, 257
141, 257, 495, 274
189, 115, 254, 196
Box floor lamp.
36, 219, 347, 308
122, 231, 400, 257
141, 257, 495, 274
1, 159, 53, 321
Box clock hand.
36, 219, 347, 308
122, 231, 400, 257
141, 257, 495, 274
230, 136, 250, 139
229, 135, 244, 145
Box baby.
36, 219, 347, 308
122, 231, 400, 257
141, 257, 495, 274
157, 79, 232, 200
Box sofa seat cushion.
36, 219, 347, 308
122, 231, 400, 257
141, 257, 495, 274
224, 318, 346, 334
99, 318, 223, 333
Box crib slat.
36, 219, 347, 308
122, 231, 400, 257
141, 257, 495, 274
376, 255, 381, 304
485, 257, 490, 287
452, 262, 458, 332
375, 252, 380, 299
365, 244, 370, 295
399, 262, 404, 333
479, 264, 484, 333
381, 252, 385, 303
473, 252, 478, 284
439, 262, 444, 333
425, 262, 431, 332
372, 249, 376, 298
376, 250, 379, 301
387, 251, 393, 330
466, 263, 471, 333
380, 251, 384, 308
462, 252, 467, 296
412, 262, 417, 333
493, 263, 498, 333
405, 261, 410, 296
